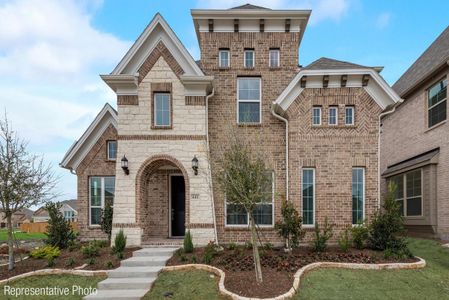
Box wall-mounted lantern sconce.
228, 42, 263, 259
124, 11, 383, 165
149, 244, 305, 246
121, 155, 129, 175
192, 156, 199, 175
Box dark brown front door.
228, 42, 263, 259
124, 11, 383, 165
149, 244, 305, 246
171, 176, 185, 237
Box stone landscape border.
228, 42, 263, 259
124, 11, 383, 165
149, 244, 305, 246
163, 257, 426, 300
0, 269, 107, 285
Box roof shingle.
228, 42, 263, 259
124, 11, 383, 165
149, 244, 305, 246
303, 57, 370, 70
230, 3, 270, 10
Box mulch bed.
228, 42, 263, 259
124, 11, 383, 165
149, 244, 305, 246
167, 246, 418, 298
0, 243, 140, 280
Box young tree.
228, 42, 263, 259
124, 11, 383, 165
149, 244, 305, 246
217, 131, 272, 283
100, 204, 113, 242
45, 202, 75, 249
0, 114, 58, 270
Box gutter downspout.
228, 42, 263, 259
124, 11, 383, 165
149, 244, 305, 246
271, 103, 289, 201
205, 88, 218, 244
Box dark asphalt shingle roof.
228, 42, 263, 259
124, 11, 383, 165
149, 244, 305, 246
393, 26, 449, 97
230, 3, 270, 10
303, 57, 370, 70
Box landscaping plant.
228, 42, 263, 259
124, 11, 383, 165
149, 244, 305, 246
81, 242, 100, 258
311, 217, 334, 252
30, 245, 61, 260
275, 200, 305, 250
337, 227, 351, 252
351, 221, 369, 249
100, 203, 113, 242
203, 241, 217, 264
183, 230, 194, 253
112, 229, 127, 258
45, 201, 76, 249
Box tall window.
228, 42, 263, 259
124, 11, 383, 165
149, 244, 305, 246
302, 168, 315, 225
329, 106, 338, 125
107, 140, 117, 160
90, 177, 115, 225
312, 106, 321, 125
237, 78, 261, 123
269, 49, 280, 68
428, 78, 447, 127
345, 106, 354, 125
389, 169, 422, 216
154, 93, 171, 127
244, 49, 255, 68
226, 172, 274, 226
352, 168, 364, 224
219, 49, 230, 68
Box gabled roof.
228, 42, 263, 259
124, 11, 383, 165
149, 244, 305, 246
393, 25, 449, 97
303, 57, 370, 70
61, 199, 78, 212
60, 103, 117, 172
230, 4, 270, 10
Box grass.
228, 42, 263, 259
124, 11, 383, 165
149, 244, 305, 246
143, 270, 227, 300
0, 274, 106, 300
0, 229, 47, 242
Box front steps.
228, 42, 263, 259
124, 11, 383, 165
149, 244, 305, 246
84, 247, 178, 300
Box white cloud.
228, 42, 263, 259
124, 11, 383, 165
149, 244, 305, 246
376, 12, 391, 29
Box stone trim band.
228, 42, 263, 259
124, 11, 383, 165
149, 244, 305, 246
118, 135, 206, 140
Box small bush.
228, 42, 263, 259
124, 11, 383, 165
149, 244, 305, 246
116, 252, 124, 260
68, 240, 81, 252
203, 241, 217, 264
275, 200, 306, 249
91, 240, 108, 248
87, 257, 96, 265
183, 230, 194, 253
81, 243, 100, 258
65, 257, 76, 268
338, 227, 351, 252
45, 202, 76, 249
227, 242, 237, 250
47, 257, 55, 267
244, 241, 252, 250
352, 221, 369, 249
311, 218, 334, 252
191, 255, 197, 263
180, 254, 188, 262
31, 245, 61, 259
112, 229, 127, 255
106, 261, 114, 269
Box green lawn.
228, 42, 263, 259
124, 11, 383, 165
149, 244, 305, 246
0, 229, 47, 242
0, 274, 106, 300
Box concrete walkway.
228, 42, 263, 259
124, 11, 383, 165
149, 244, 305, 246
84, 247, 178, 300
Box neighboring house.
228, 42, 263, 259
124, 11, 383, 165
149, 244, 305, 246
32, 200, 78, 223
381, 26, 449, 239
60, 4, 401, 246
0, 208, 34, 228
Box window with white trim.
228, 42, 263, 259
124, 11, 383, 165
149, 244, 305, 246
107, 140, 117, 160
312, 106, 321, 125
428, 78, 447, 127
226, 172, 274, 226
154, 93, 171, 127
244, 49, 255, 68
237, 78, 261, 123
352, 168, 364, 224
219, 49, 230, 68
90, 177, 115, 225
64, 211, 75, 222
345, 106, 354, 125
302, 168, 315, 225
389, 169, 422, 216
329, 106, 338, 125
269, 49, 280, 68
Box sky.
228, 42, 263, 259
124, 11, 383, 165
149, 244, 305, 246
0, 0, 448, 204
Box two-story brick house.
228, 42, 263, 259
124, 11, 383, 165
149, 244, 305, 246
381, 26, 449, 240
61, 4, 401, 246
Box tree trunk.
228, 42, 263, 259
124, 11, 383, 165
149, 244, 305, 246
250, 215, 263, 283
7, 214, 15, 271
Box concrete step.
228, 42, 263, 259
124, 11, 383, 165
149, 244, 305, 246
83, 289, 148, 300
121, 256, 169, 267
108, 266, 162, 278
97, 277, 155, 290
132, 248, 177, 257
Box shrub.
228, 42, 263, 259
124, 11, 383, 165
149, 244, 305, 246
81, 243, 100, 258
337, 227, 351, 252
263, 242, 274, 251
180, 254, 188, 262
203, 241, 217, 264
47, 256, 55, 267
65, 257, 76, 268
244, 241, 252, 250
116, 252, 124, 260
100, 204, 113, 242
106, 261, 114, 269
68, 240, 81, 252
87, 257, 96, 265
352, 221, 369, 249
91, 240, 108, 248
30, 245, 60, 259
191, 255, 197, 263
183, 230, 194, 253
275, 200, 306, 249
112, 229, 127, 255
45, 202, 76, 249
311, 218, 333, 252
227, 242, 237, 250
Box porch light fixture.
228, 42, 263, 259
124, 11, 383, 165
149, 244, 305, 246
192, 156, 199, 175
121, 155, 129, 175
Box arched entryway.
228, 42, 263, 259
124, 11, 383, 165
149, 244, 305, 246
135, 155, 190, 243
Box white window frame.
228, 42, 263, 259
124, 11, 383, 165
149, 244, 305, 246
154, 93, 171, 127
225, 172, 274, 228
329, 106, 338, 125
219, 49, 230, 68
244, 49, 255, 68
89, 176, 115, 226
301, 168, 315, 227
427, 78, 447, 128
64, 211, 74, 222
312, 107, 321, 126
389, 169, 423, 217
269, 49, 280, 68
107, 140, 117, 161
345, 106, 354, 125
352, 168, 365, 225
237, 77, 262, 124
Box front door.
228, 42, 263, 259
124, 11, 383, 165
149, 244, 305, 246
170, 175, 185, 237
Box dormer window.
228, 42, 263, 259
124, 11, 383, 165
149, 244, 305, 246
219, 49, 230, 68
244, 49, 255, 68
269, 49, 280, 68
107, 140, 117, 160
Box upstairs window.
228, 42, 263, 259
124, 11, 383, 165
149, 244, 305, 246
269, 49, 280, 68
154, 93, 171, 127
329, 106, 338, 125
237, 78, 261, 123
345, 106, 354, 125
312, 106, 321, 125
244, 49, 255, 68
219, 49, 230, 68
428, 78, 447, 128
107, 140, 117, 160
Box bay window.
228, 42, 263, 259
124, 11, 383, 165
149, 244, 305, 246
389, 169, 422, 216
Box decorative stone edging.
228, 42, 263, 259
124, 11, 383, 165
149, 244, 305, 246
162, 257, 426, 300
0, 269, 108, 285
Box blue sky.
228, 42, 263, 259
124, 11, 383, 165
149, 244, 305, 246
0, 0, 448, 204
